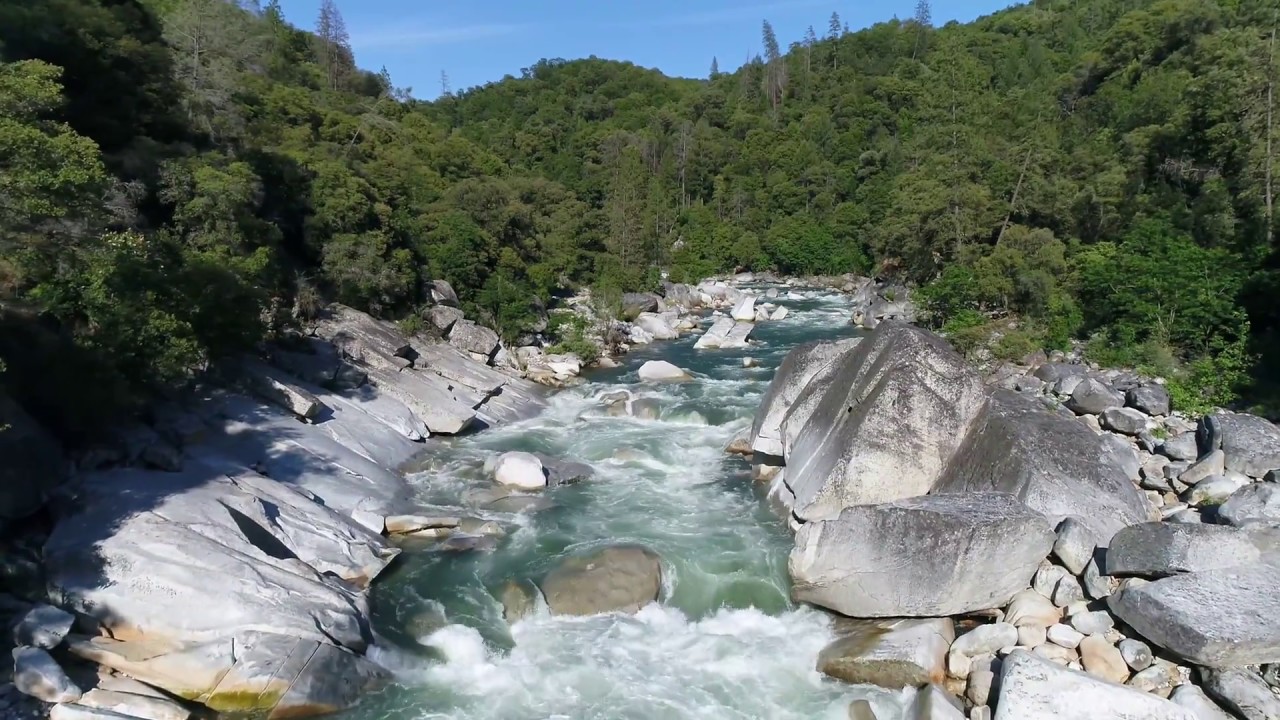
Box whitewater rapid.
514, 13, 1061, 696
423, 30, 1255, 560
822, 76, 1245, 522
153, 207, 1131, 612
347, 288, 912, 720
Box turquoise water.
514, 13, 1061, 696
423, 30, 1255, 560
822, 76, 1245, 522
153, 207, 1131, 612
347, 287, 908, 720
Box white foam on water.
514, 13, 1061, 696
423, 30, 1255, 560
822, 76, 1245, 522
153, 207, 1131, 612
389, 606, 908, 720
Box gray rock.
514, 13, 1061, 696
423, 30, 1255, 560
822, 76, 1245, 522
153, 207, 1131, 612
935, 390, 1150, 544
1126, 664, 1176, 695
1051, 575, 1086, 608
426, 305, 464, 334
1055, 375, 1086, 397
1107, 522, 1269, 577
1180, 451, 1225, 485
848, 699, 880, 720
13, 647, 81, 703
1032, 563, 1069, 599
967, 670, 995, 707
1066, 378, 1125, 416
952, 623, 1018, 657
428, 279, 458, 306
910, 684, 965, 720
817, 618, 953, 688
790, 493, 1054, 617
498, 579, 540, 623
1213, 411, 1280, 478
540, 545, 662, 616
1053, 517, 1098, 575
1108, 563, 1280, 666
1101, 408, 1149, 436
1201, 668, 1280, 720
13, 605, 75, 649
1068, 611, 1114, 637
1219, 483, 1280, 527
750, 339, 860, 458
1169, 684, 1236, 720
781, 323, 988, 522
993, 651, 1196, 720
238, 356, 325, 420
1185, 475, 1250, 507
1047, 624, 1084, 649
447, 320, 500, 360
620, 292, 660, 318
693, 316, 736, 349
1118, 639, 1152, 672
1033, 363, 1087, 385
0, 394, 67, 527
1127, 385, 1171, 417
1081, 558, 1114, 600
1161, 433, 1200, 462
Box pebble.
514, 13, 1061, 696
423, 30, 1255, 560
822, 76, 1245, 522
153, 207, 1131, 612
1068, 610, 1114, 636
1119, 639, 1153, 671
1080, 635, 1130, 684
1046, 623, 1084, 649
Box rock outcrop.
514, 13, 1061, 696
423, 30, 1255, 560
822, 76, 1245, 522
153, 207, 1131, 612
750, 338, 860, 460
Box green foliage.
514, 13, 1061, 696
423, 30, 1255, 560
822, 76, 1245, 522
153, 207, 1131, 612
546, 313, 599, 363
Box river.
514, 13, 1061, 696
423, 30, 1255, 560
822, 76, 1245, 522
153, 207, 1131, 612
345, 284, 910, 720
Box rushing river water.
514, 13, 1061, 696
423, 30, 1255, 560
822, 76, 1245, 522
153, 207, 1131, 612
348, 286, 912, 720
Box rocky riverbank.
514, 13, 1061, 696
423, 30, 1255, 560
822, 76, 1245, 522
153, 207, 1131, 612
750, 320, 1280, 719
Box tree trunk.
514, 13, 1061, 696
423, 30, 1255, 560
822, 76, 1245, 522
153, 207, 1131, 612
996, 146, 1034, 246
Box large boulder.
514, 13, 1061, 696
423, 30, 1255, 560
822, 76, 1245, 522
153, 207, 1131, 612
1106, 522, 1277, 577
781, 323, 988, 522
730, 296, 757, 322
426, 305, 464, 335
493, 451, 547, 490
817, 618, 953, 689
43, 460, 395, 716
934, 390, 1150, 544
620, 292, 660, 319
1219, 483, 1280, 528
633, 313, 678, 341
1065, 378, 1124, 416
1126, 385, 1171, 416
693, 317, 736, 349
447, 320, 500, 360
539, 545, 662, 616
0, 394, 66, 528
750, 338, 860, 459
993, 651, 1196, 720
1107, 563, 1280, 667
1201, 668, 1280, 720
1210, 411, 1280, 478
790, 493, 1054, 617
637, 360, 690, 382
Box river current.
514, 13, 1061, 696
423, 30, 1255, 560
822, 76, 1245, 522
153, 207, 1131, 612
348, 285, 911, 720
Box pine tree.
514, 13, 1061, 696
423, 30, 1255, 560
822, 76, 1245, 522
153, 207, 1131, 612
315, 0, 351, 91
804, 25, 817, 76
710, 56, 720, 78
915, 0, 933, 27
440, 70, 451, 97
761, 20, 787, 120
828, 12, 841, 69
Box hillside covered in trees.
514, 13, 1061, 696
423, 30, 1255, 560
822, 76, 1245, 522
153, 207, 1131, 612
3, 0, 1280, 435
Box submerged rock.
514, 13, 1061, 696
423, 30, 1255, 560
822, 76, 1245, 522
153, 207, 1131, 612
790, 493, 1053, 617
540, 545, 663, 616
817, 618, 953, 689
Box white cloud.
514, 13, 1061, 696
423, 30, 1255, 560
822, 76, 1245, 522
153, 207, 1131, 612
351, 22, 526, 49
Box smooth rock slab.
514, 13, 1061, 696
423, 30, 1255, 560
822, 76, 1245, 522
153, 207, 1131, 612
540, 545, 662, 616
1106, 522, 1268, 577
1107, 563, 1280, 667
817, 618, 954, 688
77, 688, 192, 720
993, 651, 1196, 720
790, 493, 1054, 617
750, 339, 859, 458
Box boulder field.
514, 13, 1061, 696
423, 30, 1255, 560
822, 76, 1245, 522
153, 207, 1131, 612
751, 320, 1280, 719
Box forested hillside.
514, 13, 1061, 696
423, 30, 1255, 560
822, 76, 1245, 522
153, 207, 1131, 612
3, 0, 1280, 435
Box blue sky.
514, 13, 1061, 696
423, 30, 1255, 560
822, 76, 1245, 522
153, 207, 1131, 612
275, 0, 1015, 99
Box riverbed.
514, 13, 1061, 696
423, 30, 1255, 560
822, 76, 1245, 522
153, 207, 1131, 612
345, 286, 908, 720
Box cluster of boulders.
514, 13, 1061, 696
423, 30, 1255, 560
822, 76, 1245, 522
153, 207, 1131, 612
0, 304, 563, 719
748, 321, 1280, 719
